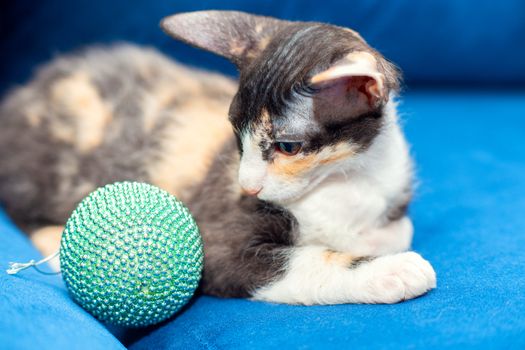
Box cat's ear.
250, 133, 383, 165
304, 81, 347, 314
310, 51, 400, 115
161, 11, 288, 68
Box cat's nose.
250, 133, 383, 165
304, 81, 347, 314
241, 186, 262, 196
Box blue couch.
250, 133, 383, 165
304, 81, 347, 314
1, 1, 525, 349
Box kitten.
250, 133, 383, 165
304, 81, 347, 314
0, 11, 436, 305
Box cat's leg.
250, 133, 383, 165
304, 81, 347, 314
252, 247, 436, 305
29, 225, 64, 271
347, 216, 414, 257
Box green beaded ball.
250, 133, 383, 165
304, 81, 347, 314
59, 182, 203, 328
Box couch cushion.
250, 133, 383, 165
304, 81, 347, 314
130, 90, 525, 349
0, 210, 125, 350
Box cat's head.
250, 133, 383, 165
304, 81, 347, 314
161, 11, 400, 204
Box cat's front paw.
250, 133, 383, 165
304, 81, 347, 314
359, 252, 436, 304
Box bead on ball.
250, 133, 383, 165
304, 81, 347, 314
59, 182, 203, 327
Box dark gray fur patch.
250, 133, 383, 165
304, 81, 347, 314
348, 256, 375, 268
384, 185, 412, 222
187, 139, 296, 297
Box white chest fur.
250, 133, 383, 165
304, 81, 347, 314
286, 105, 412, 252
288, 173, 388, 250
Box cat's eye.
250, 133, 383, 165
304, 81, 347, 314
275, 142, 302, 156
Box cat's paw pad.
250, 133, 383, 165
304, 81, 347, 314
362, 252, 436, 303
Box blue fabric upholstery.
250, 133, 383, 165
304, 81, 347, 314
1, 1, 525, 349
1, 0, 525, 95
0, 210, 125, 350
1, 91, 524, 349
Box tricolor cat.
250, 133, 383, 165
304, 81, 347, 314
0, 11, 435, 305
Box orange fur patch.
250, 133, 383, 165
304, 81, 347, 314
230, 35, 271, 61
323, 250, 356, 267
271, 153, 318, 177
270, 142, 356, 177
254, 36, 271, 57
319, 144, 356, 165
145, 64, 238, 201
258, 109, 272, 136
229, 39, 247, 57
50, 71, 112, 152
30, 225, 64, 271
25, 102, 44, 128
148, 100, 234, 201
